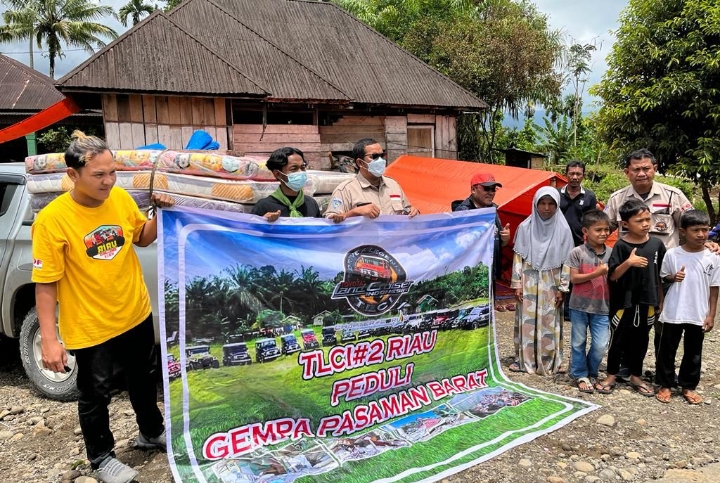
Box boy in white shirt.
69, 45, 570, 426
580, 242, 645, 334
655, 210, 719, 404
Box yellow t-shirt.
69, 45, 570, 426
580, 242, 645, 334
31, 187, 152, 350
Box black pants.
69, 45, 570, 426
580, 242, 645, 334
655, 322, 704, 390
607, 305, 654, 377
653, 281, 674, 357
74, 314, 164, 467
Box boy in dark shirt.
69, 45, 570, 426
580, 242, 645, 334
595, 199, 666, 396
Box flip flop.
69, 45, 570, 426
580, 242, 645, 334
594, 380, 615, 394
655, 387, 672, 404
682, 389, 703, 405
577, 377, 594, 394
630, 382, 655, 397
495, 304, 507, 312
505, 303, 516, 312
508, 362, 523, 373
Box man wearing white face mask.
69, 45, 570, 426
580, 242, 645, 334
325, 138, 419, 222
252, 147, 322, 221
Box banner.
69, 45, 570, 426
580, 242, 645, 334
159, 208, 597, 483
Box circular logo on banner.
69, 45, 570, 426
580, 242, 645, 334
331, 245, 412, 316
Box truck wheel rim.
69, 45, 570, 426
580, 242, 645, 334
33, 327, 75, 382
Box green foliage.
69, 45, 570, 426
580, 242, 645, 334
405, 264, 489, 307
333, 0, 563, 162
118, 0, 154, 27
592, 0, 720, 218
0, 0, 117, 78
255, 309, 283, 329
162, 0, 183, 10
165, 260, 490, 342
36, 126, 72, 153
36, 125, 102, 153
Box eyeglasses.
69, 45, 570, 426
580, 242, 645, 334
364, 152, 387, 160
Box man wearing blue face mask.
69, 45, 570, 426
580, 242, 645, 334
252, 147, 322, 221
325, 138, 419, 222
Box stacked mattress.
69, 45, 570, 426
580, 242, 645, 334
26, 150, 355, 215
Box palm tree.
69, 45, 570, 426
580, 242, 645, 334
0, 0, 117, 79
0, 0, 37, 68
118, 0, 155, 27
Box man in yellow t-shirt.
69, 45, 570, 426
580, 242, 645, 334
31, 132, 173, 483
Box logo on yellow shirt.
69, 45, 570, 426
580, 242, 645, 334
84, 225, 125, 260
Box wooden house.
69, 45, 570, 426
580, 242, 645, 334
55, 0, 486, 168
494, 146, 548, 170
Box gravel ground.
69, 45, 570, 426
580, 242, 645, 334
0, 310, 719, 483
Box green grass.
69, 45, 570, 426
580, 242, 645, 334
170, 329, 490, 442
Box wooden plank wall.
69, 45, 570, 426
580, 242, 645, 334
232, 114, 458, 169
385, 116, 407, 163
233, 124, 326, 168
434, 115, 457, 160
103, 94, 229, 151
236, 116, 388, 170
319, 115, 386, 154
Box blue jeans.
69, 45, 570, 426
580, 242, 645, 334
569, 309, 610, 379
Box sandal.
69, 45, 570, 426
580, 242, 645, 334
630, 382, 655, 397
682, 389, 703, 405
505, 303, 516, 311
655, 387, 672, 404
508, 362, 523, 373
594, 380, 615, 394
577, 377, 594, 394
495, 304, 507, 312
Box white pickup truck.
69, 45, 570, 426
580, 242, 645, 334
0, 163, 160, 401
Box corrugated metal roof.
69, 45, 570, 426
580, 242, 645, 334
167, 0, 348, 101
57, 11, 268, 96
0, 54, 65, 110
57, 0, 486, 109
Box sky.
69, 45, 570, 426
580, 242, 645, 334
0, 0, 628, 90
532, 0, 628, 109
160, 208, 495, 284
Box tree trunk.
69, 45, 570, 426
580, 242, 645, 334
28, 38, 33, 69
701, 183, 716, 224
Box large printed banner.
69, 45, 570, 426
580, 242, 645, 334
158, 208, 597, 483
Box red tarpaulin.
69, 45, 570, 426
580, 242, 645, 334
386, 155, 570, 281
0, 97, 80, 143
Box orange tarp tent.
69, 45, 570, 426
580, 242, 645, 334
385, 155, 568, 235
386, 155, 570, 281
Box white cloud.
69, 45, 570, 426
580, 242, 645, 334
455, 226, 489, 249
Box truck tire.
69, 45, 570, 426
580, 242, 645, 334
19, 307, 80, 401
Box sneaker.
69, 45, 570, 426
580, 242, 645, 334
96, 457, 138, 483
136, 429, 167, 451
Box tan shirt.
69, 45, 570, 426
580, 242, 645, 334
325, 173, 413, 216
604, 181, 693, 248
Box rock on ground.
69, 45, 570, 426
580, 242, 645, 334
1, 312, 719, 482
